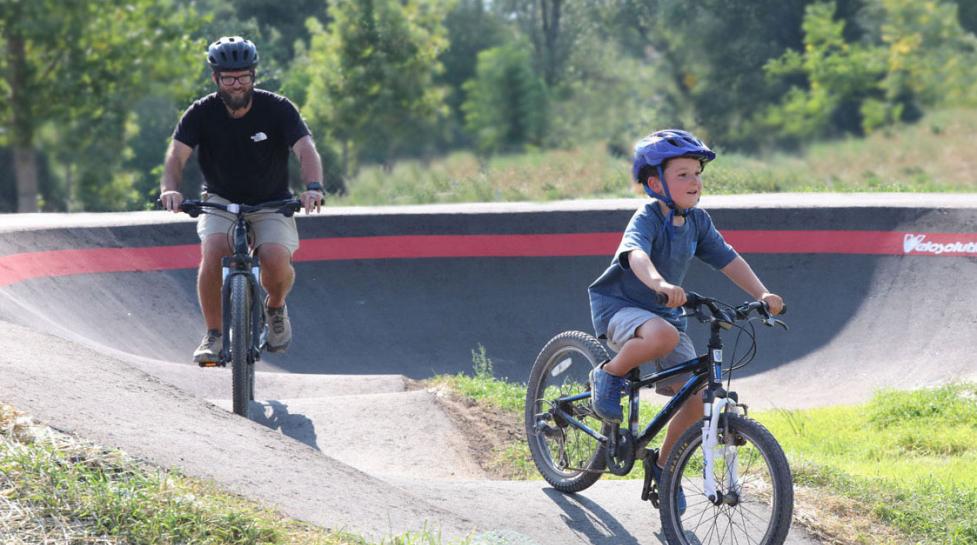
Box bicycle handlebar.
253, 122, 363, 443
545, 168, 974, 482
158, 198, 302, 218
654, 290, 788, 322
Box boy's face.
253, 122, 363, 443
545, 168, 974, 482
651, 157, 703, 210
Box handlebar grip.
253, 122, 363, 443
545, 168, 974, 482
654, 292, 668, 305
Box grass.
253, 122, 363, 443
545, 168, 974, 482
430, 348, 977, 545
0, 403, 464, 545
331, 107, 977, 206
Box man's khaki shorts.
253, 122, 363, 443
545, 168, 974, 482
196, 194, 299, 254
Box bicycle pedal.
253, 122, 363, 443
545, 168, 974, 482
197, 360, 225, 368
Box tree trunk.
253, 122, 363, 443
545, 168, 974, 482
8, 33, 39, 212
13, 146, 39, 212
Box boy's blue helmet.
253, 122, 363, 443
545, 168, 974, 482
631, 129, 715, 182
632, 129, 715, 213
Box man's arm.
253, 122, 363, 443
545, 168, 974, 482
292, 135, 325, 214
160, 139, 193, 212
720, 256, 784, 314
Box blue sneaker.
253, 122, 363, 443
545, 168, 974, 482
589, 365, 626, 423
651, 461, 687, 515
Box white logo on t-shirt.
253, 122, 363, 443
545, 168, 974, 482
250, 132, 268, 142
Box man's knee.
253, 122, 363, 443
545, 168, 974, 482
200, 236, 231, 268
257, 244, 293, 275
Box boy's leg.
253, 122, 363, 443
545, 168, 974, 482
604, 317, 679, 376
660, 394, 704, 465
591, 310, 679, 422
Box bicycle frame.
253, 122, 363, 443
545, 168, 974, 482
546, 309, 749, 505
219, 211, 265, 363
549, 318, 730, 453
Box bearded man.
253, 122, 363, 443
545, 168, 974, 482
159, 36, 325, 364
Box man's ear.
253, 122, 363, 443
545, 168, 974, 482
210, 72, 219, 85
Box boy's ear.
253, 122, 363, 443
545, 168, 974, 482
646, 174, 664, 193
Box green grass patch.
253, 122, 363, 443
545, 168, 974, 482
332, 108, 977, 206
0, 404, 464, 545
432, 359, 977, 544
755, 383, 977, 544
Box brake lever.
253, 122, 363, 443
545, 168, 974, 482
763, 318, 789, 331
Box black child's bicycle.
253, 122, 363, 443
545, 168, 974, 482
175, 198, 301, 418
525, 292, 793, 545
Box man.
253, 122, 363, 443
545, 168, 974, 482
160, 36, 325, 364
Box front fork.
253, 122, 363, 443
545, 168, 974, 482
701, 395, 740, 504
220, 256, 263, 361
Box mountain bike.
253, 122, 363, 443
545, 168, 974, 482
525, 292, 792, 545
176, 198, 301, 418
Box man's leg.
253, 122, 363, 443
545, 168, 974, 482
194, 235, 232, 363
258, 243, 294, 351
258, 243, 294, 306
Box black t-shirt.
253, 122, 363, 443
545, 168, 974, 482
173, 89, 311, 204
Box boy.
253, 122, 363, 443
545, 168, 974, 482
587, 129, 783, 512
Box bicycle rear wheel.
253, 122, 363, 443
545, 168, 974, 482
660, 413, 793, 545
229, 274, 254, 418
525, 331, 610, 492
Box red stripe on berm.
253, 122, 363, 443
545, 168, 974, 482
1, 230, 975, 287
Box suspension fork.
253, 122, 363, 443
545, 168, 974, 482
700, 327, 741, 504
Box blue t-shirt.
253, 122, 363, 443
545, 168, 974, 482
588, 203, 738, 336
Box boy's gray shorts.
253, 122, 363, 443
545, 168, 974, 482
606, 307, 697, 395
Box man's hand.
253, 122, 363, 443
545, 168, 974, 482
300, 189, 324, 214
760, 292, 784, 315
160, 190, 184, 212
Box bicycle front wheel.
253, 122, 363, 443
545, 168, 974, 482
660, 413, 793, 545
229, 274, 254, 418
525, 331, 610, 492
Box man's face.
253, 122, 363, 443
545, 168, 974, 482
213, 69, 254, 110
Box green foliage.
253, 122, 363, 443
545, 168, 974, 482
762, 0, 977, 142
438, 0, 507, 143
301, 0, 451, 171
0, 0, 205, 211
762, 2, 887, 141
462, 41, 547, 154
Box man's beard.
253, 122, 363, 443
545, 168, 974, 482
218, 87, 253, 111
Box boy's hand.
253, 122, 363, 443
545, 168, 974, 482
654, 281, 687, 308
760, 292, 784, 315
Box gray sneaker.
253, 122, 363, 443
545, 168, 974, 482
265, 302, 291, 352
193, 329, 222, 366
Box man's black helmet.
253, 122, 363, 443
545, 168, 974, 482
206, 36, 259, 71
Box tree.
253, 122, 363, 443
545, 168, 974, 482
462, 41, 547, 154
437, 0, 507, 146
762, 2, 886, 141
302, 0, 450, 173
0, 0, 202, 211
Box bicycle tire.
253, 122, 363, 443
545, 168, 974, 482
660, 413, 793, 545
229, 274, 253, 418
525, 330, 610, 492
